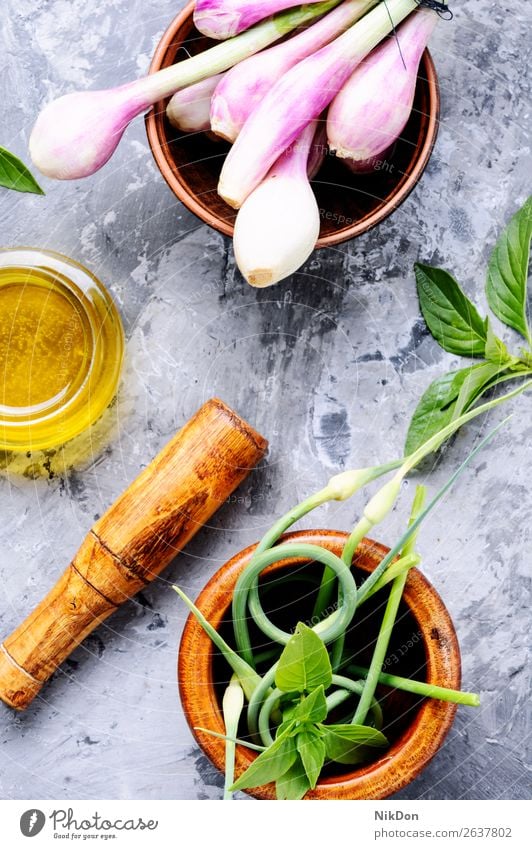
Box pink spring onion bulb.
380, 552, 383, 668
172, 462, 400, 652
167, 74, 225, 133
338, 143, 395, 174
194, 0, 323, 40
306, 121, 327, 179
218, 0, 418, 208
327, 7, 438, 167
28, 2, 337, 180
210, 0, 377, 142
234, 122, 321, 287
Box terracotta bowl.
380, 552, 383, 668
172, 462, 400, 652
178, 529, 460, 799
146, 3, 440, 248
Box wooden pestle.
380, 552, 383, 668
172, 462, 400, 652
0, 398, 267, 710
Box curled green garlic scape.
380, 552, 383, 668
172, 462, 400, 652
174, 398, 516, 798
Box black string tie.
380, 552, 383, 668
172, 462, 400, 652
416, 0, 453, 20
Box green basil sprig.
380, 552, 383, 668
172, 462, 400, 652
229, 625, 388, 800
0, 146, 44, 195
406, 196, 532, 455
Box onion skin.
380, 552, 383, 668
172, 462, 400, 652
234, 122, 320, 287
327, 8, 438, 165
167, 74, 225, 133
218, 0, 418, 208
194, 0, 323, 40
210, 0, 377, 142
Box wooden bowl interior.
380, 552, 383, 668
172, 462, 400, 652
213, 562, 427, 776
179, 531, 460, 798
148, 8, 439, 246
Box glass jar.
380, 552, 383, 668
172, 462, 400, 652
0, 247, 124, 452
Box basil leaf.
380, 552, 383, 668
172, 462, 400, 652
405, 362, 508, 456
0, 146, 44, 195
276, 718, 297, 738
452, 361, 509, 419
290, 686, 328, 724
321, 724, 388, 765
275, 755, 311, 800
296, 730, 326, 789
275, 622, 332, 694
484, 321, 514, 366
486, 196, 532, 344
519, 348, 532, 368
230, 734, 297, 792
405, 368, 475, 455
415, 263, 487, 356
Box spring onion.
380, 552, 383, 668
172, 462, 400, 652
29, 1, 338, 180
166, 73, 226, 133
194, 0, 325, 40
210, 0, 377, 141
218, 0, 418, 208
233, 122, 320, 287
328, 8, 438, 169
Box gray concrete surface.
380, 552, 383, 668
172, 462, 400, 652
0, 0, 530, 800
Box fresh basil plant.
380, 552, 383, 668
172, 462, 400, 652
406, 196, 532, 454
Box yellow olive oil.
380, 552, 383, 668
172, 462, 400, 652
0, 249, 124, 452
0, 269, 93, 411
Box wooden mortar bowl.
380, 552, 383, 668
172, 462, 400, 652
178, 529, 460, 799
146, 3, 440, 248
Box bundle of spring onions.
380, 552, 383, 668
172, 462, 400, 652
29, 0, 446, 287
173, 397, 514, 799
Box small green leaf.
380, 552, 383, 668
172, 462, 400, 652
484, 321, 514, 366
321, 724, 388, 765
275, 622, 332, 694
405, 369, 468, 456
276, 717, 297, 738
230, 734, 297, 792
452, 360, 509, 419
415, 263, 487, 356
519, 348, 532, 368
486, 196, 532, 345
290, 686, 328, 724
296, 731, 326, 789
0, 146, 44, 195
275, 755, 311, 800
404, 361, 510, 456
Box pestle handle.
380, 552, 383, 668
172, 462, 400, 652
0, 398, 267, 710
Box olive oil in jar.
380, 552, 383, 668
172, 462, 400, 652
0, 248, 124, 452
